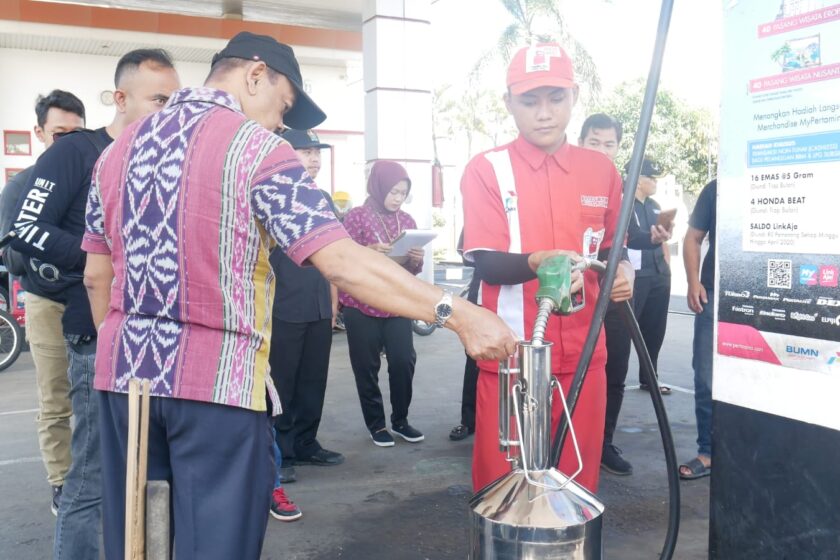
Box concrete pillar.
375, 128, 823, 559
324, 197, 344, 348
362, 0, 434, 283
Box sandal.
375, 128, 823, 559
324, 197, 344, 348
640, 382, 672, 395
449, 424, 474, 441
679, 457, 711, 480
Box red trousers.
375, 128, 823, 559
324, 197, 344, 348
472, 365, 606, 494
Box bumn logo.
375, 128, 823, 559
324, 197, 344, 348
786, 345, 819, 358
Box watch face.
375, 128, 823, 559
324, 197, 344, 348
437, 303, 453, 317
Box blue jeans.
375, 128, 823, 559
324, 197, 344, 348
692, 290, 714, 457
54, 337, 101, 560
271, 425, 282, 489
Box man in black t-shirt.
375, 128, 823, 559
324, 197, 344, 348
9, 49, 180, 559
0, 89, 85, 515
0, 89, 84, 517
679, 179, 717, 480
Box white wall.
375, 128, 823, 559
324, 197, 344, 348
302, 63, 365, 196
0, 46, 364, 191
304, 64, 364, 134
316, 132, 366, 201
0, 48, 208, 173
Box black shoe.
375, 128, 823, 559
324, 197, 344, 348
601, 444, 633, 476
278, 466, 297, 483
296, 448, 345, 466
51, 485, 62, 516
371, 428, 395, 447
449, 424, 475, 441
392, 423, 425, 443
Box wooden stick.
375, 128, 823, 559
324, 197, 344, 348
125, 379, 140, 560
134, 380, 151, 559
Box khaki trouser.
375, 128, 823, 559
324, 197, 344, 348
25, 292, 71, 486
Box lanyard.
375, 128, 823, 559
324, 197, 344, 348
375, 211, 402, 243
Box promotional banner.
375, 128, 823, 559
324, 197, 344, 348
718, 1, 840, 374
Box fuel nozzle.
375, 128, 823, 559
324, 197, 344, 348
532, 255, 587, 344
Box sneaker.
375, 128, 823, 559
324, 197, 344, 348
278, 466, 297, 483
370, 428, 395, 447
270, 487, 302, 522
51, 485, 62, 516
601, 444, 633, 476
448, 424, 474, 441
392, 423, 425, 443
296, 448, 345, 466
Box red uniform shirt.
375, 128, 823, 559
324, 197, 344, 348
462, 135, 622, 374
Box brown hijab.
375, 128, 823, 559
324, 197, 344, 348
365, 161, 411, 213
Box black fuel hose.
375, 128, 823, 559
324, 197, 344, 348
561, 260, 681, 559
550, 0, 677, 466
551, 0, 674, 465
619, 297, 681, 560
548, 0, 679, 557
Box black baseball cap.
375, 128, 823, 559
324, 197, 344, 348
625, 157, 664, 178
212, 32, 326, 130
280, 128, 330, 150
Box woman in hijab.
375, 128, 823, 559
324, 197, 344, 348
340, 161, 425, 447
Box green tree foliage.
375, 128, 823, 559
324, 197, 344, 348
477, 0, 602, 106
433, 80, 517, 159
596, 78, 718, 195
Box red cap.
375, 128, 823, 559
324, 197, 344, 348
506, 43, 575, 95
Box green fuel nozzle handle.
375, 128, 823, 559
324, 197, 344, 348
532, 255, 585, 344
535, 255, 573, 314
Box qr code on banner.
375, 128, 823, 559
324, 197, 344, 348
767, 259, 792, 289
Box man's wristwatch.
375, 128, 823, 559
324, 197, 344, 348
434, 291, 454, 328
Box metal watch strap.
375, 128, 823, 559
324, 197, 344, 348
434, 291, 454, 328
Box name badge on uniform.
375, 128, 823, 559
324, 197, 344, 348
583, 227, 605, 259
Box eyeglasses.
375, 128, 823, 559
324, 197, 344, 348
51, 129, 82, 142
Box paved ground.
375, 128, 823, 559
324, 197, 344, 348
0, 300, 711, 559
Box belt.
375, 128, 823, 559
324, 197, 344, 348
65, 334, 97, 346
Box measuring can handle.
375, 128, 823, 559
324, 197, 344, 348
549, 377, 584, 487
